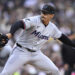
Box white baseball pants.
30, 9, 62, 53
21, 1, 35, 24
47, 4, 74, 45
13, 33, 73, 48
0, 46, 60, 75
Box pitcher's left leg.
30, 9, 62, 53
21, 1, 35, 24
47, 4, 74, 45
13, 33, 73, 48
32, 51, 60, 75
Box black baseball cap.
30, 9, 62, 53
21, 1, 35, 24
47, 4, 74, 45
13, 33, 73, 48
41, 4, 56, 14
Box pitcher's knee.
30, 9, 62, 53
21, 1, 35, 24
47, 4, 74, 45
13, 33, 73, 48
52, 68, 60, 75
47, 67, 60, 75
54, 68, 59, 73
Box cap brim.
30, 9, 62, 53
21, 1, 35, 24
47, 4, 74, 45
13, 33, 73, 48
41, 9, 51, 14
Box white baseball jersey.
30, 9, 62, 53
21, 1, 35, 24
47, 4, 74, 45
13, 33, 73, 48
7, 29, 23, 47
17, 15, 62, 51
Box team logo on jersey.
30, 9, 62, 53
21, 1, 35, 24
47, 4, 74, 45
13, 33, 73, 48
31, 30, 49, 40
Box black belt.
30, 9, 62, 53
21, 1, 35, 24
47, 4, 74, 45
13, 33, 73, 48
16, 43, 36, 52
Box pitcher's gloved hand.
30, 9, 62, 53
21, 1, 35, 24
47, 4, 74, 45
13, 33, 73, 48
0, 33, 9, 48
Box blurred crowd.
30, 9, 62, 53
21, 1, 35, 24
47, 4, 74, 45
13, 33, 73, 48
0, 0, 75, 75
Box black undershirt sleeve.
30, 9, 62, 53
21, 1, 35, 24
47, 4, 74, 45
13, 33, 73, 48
10, 20, 25, 35
58, 34, 75, 47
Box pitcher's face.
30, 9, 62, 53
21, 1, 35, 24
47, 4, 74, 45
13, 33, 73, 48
41, 13, 54, 25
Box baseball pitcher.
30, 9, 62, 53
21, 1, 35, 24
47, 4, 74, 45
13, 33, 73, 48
0, 4, 75, 75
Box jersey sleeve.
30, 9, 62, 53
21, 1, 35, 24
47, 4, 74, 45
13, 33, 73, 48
52, 23, 62, 39
21, 17, 36, 29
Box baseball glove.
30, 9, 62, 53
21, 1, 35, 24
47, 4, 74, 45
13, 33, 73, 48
0, 33, 9, 48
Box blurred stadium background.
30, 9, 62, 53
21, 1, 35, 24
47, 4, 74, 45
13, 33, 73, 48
0, 0, 75, 75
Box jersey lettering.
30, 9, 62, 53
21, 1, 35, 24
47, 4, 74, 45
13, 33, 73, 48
31, 30, 49, 40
